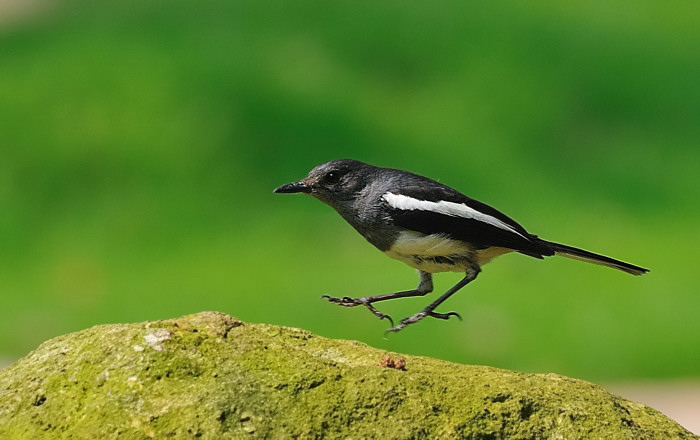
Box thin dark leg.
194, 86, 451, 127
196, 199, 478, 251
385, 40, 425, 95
386, 264, 481, 333
322, 271, 433, 325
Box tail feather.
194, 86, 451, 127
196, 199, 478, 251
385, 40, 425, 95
538, 239, 649, 276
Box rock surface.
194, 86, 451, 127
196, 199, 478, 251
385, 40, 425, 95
0, 312, 696, 439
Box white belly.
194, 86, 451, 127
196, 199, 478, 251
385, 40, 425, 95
384, 231, 512, 273
384, 231, 473, 273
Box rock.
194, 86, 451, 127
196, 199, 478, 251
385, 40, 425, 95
0, 312, 695, 439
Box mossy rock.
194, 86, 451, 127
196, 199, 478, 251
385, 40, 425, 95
0, 312, 695, 439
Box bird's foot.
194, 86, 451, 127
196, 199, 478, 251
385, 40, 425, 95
321, 295, 394, 325
321, 295, 363, 307
386, 310, 461, 333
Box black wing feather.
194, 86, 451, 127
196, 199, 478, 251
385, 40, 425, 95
384, 178, 553, 258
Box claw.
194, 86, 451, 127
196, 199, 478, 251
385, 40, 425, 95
428, 311, 462, 321
367, 303, 394, 326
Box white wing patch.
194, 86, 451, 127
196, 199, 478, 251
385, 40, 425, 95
382, 192, 527, 239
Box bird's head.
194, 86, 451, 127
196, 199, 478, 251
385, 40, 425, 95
274, 159, 373, 207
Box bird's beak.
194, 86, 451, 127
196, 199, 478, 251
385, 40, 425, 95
273, 180, 311, 194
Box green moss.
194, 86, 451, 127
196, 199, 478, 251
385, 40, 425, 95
0, 312, 695, 439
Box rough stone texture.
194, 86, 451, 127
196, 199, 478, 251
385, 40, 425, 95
0, 312, 695, 439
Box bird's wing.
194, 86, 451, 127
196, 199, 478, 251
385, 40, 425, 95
382, 183, 552, 257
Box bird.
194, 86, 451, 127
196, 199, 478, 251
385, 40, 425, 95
274, 159, 649, 333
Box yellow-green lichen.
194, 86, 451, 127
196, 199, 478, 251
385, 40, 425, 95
0, 312, 695, 439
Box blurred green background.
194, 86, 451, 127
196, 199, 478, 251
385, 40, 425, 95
1, 0, 698, 383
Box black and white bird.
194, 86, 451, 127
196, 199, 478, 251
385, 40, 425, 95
274, 159, 648, 333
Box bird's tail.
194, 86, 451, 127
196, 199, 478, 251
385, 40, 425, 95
538, 239, 649, 276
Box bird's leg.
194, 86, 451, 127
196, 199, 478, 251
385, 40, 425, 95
387, 264, 481, 333
322, 271, 433, 325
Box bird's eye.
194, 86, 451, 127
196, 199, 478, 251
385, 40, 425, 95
323, 171, 341, 184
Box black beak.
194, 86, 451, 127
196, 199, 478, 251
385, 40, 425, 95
273, 181, 311, 194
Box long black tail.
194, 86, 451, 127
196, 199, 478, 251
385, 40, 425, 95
538, 239, 649, 276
